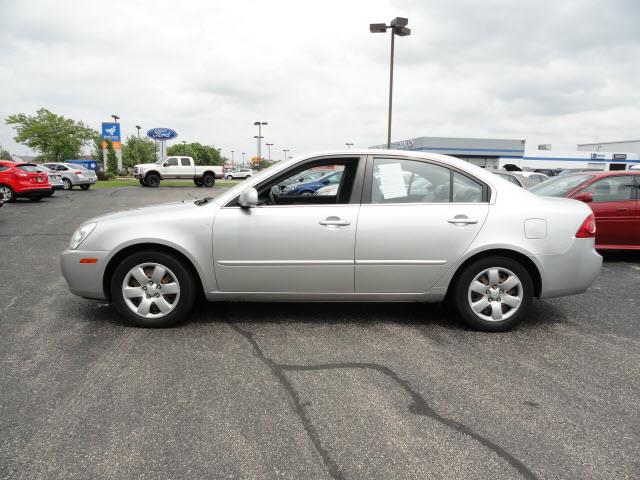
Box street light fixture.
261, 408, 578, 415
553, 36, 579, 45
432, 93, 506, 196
369, 17, 411, 148
345, 142, 354, 148
111, 114, 120, 123
253, 121, 268, 160
265, 143, 274, 161
135, 125, 141, 138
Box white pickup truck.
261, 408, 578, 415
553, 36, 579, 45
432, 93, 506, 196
133, 156, 224, 188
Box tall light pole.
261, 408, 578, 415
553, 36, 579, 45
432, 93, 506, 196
370, 17, 411, 148
242, 152, 246, 167
111, 114, 120, 123
345, 142, 354, 148
266, 143, 274, 161
282, 149, 289, 162
182, 140, 186, 154
135, 125, 141, 138
231, 150, 235, 166
254, 121, 267, 161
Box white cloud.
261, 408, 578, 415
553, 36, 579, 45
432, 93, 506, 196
1, 0, 639, 159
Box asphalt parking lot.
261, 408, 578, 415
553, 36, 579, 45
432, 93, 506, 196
0, 186, 638, 479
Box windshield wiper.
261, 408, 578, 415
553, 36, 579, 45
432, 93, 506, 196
194, 197, 213, 206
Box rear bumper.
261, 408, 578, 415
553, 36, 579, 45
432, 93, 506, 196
60, 249, 109, 300
16, 187, 53, 197
74, 177, 97, 185
536, 238, 602, 299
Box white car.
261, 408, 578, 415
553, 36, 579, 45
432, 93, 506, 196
226, 168, 254, 180
133, 156, 224, 188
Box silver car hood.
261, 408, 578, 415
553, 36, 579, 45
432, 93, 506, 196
88, 201, 219, 224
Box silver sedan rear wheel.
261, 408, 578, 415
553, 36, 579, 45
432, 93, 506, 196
467, 267, 523, 322
122, 262, 181, 319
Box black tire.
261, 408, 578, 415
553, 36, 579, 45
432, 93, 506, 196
80, 184, 91, 191
145, 173, 160, 188
110, 250, 197, 328
193, 178, 204, 187
62, 178, 72, 190
0, 185, 15, 202
139, 179, 147, 187
29, 195, 43, 202
203, 173, 215, 187
226, 175, 233, 180
448, 255, 533, 331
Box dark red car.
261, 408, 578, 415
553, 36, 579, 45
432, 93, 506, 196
530, 171, 640, 250
0, 160, 53, 202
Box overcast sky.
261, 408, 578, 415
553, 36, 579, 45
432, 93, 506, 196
1, 0, 639, 159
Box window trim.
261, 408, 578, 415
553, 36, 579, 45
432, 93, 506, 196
223, 155, 366, 208
362, 155, 490, 205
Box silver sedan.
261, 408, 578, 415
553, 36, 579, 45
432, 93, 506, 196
60, 150, 602, 331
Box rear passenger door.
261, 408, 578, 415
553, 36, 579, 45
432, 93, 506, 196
355, 156, 490, 293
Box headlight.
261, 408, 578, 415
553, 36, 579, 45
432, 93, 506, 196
70, 223, 97, 250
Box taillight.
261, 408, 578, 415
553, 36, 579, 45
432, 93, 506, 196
576, 214, 596, 238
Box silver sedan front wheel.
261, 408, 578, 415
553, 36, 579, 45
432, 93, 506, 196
122, 263, 180, 319
467, 267, 523, 322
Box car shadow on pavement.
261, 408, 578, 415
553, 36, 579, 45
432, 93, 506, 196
599, 250, 640, 263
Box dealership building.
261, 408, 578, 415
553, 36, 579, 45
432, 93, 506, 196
372, 136, 640, 170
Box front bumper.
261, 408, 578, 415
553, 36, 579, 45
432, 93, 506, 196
60, 249, 109, 300
536, 238, 602, 299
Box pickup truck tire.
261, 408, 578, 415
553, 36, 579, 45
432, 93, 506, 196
146, 173, 160, 188
193, 178, 204, 187
139, 179, 147, 187
203, 173, 215, 187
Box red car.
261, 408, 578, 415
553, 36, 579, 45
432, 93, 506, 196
0, 160, 53, 202
530, 171, 640, 250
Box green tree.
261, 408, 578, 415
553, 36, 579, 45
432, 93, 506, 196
5, 108, 97, 162
122, 136, 156, 169
166, 142, 222, 166
0, 148, 12, 160
105, 139, 118, 177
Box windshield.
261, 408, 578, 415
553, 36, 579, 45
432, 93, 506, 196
529, 174, 595, 197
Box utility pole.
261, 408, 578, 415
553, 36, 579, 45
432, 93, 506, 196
254, 121, 267, 160
266, 143, 274, 161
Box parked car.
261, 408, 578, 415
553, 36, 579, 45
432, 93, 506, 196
530, 171, 640, 250
534, 168, 563, 177
279, 169, 343, 196
32, 164, 64, 195
42, 162, 97, 190
225, 168, 254, 180
0, 160, 52, 202
61, 150, 602, 331
487, 170, 548, 189
133, 156, 223, 187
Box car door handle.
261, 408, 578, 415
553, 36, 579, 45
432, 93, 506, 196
319, 216, 350, 226
448, 216, 478, 225
616, 208, 628, 212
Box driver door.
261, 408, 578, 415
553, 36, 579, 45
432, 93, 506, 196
212, 156, 364, 293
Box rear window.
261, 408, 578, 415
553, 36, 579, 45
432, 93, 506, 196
529, 174, 595, 197
17, 164, 41, 173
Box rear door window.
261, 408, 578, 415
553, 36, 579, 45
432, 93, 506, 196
181, 158, 191, 166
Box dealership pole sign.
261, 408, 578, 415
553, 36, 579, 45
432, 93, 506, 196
147, 128, 178, 163
101, 122, 123, 171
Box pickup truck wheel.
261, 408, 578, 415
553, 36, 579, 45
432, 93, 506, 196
146, 173, 160, 188
226, 175, 233, 180
111, 250, 197, 328
139, 179, 147, 187
193, 178, 204, 187
203, 173, 215, 187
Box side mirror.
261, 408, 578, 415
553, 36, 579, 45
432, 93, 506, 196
573, 191, 593, 203
238, 187, 258, 208
163, 161, 170, 167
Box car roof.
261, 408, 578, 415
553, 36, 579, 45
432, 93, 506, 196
570, 170, 640, 178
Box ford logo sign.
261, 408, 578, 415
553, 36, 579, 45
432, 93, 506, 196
147, 128, 178, 140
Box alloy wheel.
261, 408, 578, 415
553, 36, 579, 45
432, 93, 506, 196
467, 267, 523, 322
121, 263, 181, 319
0, 185, 13, 201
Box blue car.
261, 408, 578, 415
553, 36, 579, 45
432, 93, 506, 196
281, 170, 343, 196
